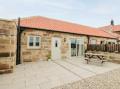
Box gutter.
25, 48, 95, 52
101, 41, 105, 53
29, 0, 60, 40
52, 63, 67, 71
20, 26, 117, 40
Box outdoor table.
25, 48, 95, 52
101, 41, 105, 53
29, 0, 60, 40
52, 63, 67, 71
84, 53, 107, 64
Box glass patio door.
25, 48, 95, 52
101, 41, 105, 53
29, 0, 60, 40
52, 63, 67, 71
71, 38, 84, 57
71, 39, 77, 56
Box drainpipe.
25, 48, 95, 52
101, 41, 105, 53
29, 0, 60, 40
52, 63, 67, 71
86, 35, 90, 52
16, 17, 21, 65
87, 35, 90, 44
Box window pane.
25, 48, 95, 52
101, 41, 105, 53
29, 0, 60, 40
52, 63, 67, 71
35, 37, 40, 46
55, 40, 58, 47
71, 39, 76, 48
90, 39, 97, 44
71, 39, 77, 56
29, 37, 34, 46
71, 39, 76, 44
36, 37, 39, 42
36, 42, 39, 46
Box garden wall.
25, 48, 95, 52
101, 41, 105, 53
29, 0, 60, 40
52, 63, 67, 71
0, 19, 17, 70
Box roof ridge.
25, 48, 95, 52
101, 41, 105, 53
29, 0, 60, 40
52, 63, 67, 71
21, 16, 96, 29
99, 24, 120, 28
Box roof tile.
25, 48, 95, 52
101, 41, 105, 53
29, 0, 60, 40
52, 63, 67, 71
20, 16, 116, 39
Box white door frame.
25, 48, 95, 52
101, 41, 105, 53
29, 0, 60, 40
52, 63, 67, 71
51, 37, 61, 60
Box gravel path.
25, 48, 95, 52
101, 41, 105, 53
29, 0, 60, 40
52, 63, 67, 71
52, 68, 120, 89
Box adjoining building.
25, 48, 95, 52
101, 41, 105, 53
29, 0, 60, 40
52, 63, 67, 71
99, 20, 120, 44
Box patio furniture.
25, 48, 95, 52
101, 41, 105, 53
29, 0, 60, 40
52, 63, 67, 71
85, 53, 107, 64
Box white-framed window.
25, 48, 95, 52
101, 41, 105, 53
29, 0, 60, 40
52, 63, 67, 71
90, 39, 97, 44
28, 36, 41, 49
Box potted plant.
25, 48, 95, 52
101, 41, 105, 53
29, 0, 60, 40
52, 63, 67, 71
47, 52, 51, 61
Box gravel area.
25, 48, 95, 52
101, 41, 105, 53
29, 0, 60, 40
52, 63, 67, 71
52, 68, 120, 89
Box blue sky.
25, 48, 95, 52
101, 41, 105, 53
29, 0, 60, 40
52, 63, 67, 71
0, 0, 120, 27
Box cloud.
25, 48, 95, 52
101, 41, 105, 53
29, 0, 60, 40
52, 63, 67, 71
90, 2, 119, 15
0, 0, 120, 27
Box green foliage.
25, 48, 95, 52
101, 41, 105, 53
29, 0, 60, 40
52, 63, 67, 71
47, 52, 51, 61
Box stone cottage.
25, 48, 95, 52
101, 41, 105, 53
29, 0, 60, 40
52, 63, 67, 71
17, 16, 117, 63
99, 20, 120, 43
98, 20, 120, 62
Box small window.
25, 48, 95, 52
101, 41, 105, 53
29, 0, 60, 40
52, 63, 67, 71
101, 41, 104, 44
90, 39, 97, 44
55, 40, 58, 47
28, 36, 41, 49
108, 42, 111, 44
29, 37, 34, 47
35, 37, 40, 46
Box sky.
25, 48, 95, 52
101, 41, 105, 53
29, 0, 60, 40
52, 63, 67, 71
0, 0, 120, 27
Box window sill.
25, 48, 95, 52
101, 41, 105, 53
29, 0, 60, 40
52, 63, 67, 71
27, 47, 41, 50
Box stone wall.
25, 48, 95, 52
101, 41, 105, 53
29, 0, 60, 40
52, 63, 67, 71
0, 19, 17, 67
102, 52, 120, 63
21, 28, 117, 62
21, 29, 88, 62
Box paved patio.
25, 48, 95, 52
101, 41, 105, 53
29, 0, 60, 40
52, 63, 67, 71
0, 58, 120, 89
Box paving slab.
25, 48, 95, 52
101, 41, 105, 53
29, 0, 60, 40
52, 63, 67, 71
53, 60, 95, 78
66, 58, 120, 74
0, 59, 120, 89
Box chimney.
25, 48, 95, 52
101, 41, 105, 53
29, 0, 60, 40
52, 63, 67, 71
111, 19, 114, 25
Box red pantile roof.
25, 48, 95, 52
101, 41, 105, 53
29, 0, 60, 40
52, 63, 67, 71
20, 16, 116, 39
99, 25, 120, 32
99, 25, 120, 40
99, 25, 113, 31
113, 25, 120, 31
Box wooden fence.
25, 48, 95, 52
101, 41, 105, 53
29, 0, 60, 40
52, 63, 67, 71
87, 44, 120, 53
